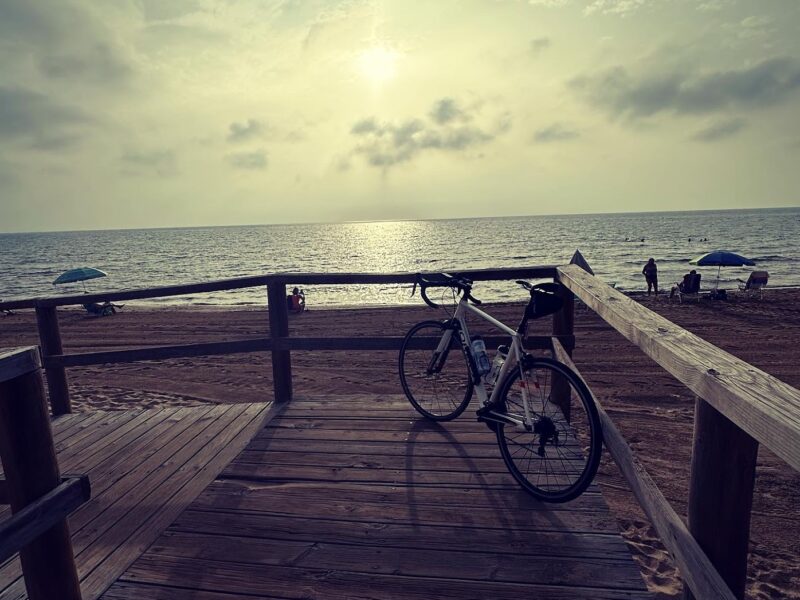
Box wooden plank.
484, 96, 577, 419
10, 266, 557, 310
202, 478, 607, 513
79, 403, 270, 600
45, 335, 559, 369
0, 407, 210, 595
55, 409, 147, 456
557, 264, 800, 471
0, 477, 90, 564
0, 348, 39, 384
553, 338, 735, 600
267, 282, 291, 402
34, 307, 71, 415
115, 554, 652, 600
0, 356, 80, 600
178, 501, 619, 541
685, 399, 758, 600
147, 530, 647, 589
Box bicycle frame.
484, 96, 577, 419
434, 296, 533, 429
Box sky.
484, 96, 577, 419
1, 0, 799, 233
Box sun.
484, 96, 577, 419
357, 46, 399, 84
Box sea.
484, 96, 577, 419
1, 208, 797, 308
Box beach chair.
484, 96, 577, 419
738, 271, 768, 299
83, 301, 122, 317
676, 273, 702, 303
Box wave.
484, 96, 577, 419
750, 255, 793, 261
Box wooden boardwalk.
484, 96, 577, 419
0, 402, 271, 600
103, 395, 650, 599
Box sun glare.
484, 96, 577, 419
357, 46, 399, 84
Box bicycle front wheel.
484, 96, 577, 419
399, 320, 473, 421
495, 357, 602, 502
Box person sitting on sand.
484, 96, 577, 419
83, 300, 123, 316
286, 287, 305, 313
670, 270, 700, 298
642, 258, 659, 295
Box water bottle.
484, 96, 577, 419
489, 345, 509, 385
471, 336, 491, 376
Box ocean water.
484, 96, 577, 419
1, 208, 797, 308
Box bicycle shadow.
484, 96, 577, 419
403, 415, 574, 535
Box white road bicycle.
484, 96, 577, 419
399, 273, 602, 503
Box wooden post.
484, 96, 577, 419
684, 398, 758, 600
35, 306, 71, 415
0, 347, 82, 600
552, 280, 575, 421
267, 281, 292, 403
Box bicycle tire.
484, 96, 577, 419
399, 320, 474, 421
494, 357, 602, 502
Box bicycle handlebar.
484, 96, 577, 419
412, 273, 482, 308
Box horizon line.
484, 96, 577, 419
1, 204, 798, 236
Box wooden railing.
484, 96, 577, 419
556, 263, 800, 600
0, 347, 90, 600
2, 262, 799, 599
0, 266, 560, 414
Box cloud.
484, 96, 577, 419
38, 43, 132, 83
691, 117, 747, 142
584, 0, 650, 16
533, 123, 580, 142
696, 0, 731, 11
0, 86, 89, 149
227, 151, 268, 170
349, 98, 509, 169
530, 37, 552, 56
0, 1, 132, 86
227, 119, 266, 143
429, 98, 467, 125
120, 150, 177, 177
570, 57, 800, 119
528, 0, 569, 6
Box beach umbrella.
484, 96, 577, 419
53, 267, 107, 292
689, 250, 755, 289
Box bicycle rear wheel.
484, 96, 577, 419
399, 320, 473, 421
494, 357, 601, 502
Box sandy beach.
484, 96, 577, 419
1, 290, 798, 599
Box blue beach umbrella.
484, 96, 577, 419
53, 267, 108, 292
689, 250, 755, 289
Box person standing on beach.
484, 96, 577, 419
642, 258, 659, 295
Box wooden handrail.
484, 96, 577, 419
0, 476, 91, 564
552, 339, 736, 600
0, 347, 84, 600
40, 335, 563, 369
0, 266, 558, 310
556, 264, 800, 471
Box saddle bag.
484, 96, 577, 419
525, 283, 564, 320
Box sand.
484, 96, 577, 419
1, 290, 799, 599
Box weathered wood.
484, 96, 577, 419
685, 398, 758, 600
557, 263, 800, 471
551, 281, 576, 420
0, 403, 274, 600
267, 281, 292, 403
0, 347, 41, 384
2, 266, 558, 310
0, 353, 82, 600
147, 530, 646, 589
43, 335, 562, 369
0, 476, 90, 563
553, 338, 737, 600
35, 306, 72, 415
115, 553, 652, 600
